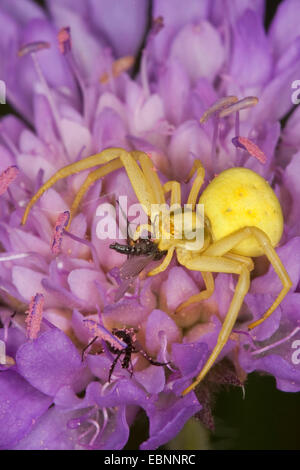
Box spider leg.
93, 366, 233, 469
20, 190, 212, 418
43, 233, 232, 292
133, 151, 165, 205
22, 148, 155, 225
147, 245, 175, 276
68, 160, 123, 226
186, 160, 205, 209
176, 251, 253, 313
203, 226, 292, 330
70, 152, 165, 227
163, 181, 181, 205
175, 271, 215, 312
176, 250, 250, 395
223, 252, 254, 271
248, 227, 292, 329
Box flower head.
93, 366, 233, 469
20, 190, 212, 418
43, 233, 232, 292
1, 0, 300, 450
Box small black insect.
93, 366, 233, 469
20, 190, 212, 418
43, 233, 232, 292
109, 202, 167, 301
109, 238, 167, 301
107, 327, 169, 382
82, 327, 169, 382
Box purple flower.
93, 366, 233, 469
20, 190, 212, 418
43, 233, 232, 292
1, 0, 300, 450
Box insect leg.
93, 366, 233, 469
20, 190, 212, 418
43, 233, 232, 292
139, 348, 169, 366
108, 351, 123, 382
81, 336, 99, 362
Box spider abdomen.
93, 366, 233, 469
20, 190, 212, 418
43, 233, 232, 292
199, 167, 284, 257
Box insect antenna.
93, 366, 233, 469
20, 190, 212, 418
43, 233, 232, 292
116, 199, 132, 245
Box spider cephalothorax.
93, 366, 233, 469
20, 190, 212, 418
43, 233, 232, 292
22, 147, 292, 396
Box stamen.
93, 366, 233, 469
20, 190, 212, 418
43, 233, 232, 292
232, 136, 267, 164
251, 326, 300, 356
25, 293, 44, 340
83, 320, 127, 350
140, 16, 164, 98
56, 26, 88, 124
19, 44, 70, 157
0, 166, 19, 196
219, 96, 258, 118
0, 126, 19, 157
68, 408, 95, 430
63, 229, 100, 269
158, 331, 175, 372
0, 340, 6, 364
80, 419, 101, 447
0, 340, 15, 366
51, 211, 70, 254
69, 408, 106, 449
211, 115, 219, 164
18, 41, 50, 57
57, 27, 72, 55
99, 56, 135, 84
140, 49, 150, 98
35, 168, 44, 193
0, 252, 30, 262
200, 96, 238, 123
151, 16, 164, 36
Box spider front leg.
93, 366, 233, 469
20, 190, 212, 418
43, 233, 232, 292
21, 148, 155, 225
69, 160, 124, 228
176, 250, 251, 395
133, 151, 165, 205
186, 160, 205, 209
163, 181, 182, 205
71, 151, 166, 226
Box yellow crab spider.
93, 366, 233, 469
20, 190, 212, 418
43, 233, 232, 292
21, 148, 292, 395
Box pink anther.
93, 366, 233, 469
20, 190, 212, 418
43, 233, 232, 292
25, 293, 44, 340
58, 27, 72, 55
232, 136, 267, 164
51, 211, 70, 254
83, 320, 127, 351
18, 41, 50, 57
219, 96, 258, 118
200, 96, 238, 123
0, 166, 19, 196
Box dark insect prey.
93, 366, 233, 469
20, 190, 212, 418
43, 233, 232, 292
82, 327, 169, 382
109, 205, 167, 303
107, 328, 169, 382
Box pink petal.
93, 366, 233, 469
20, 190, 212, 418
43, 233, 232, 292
169, 22, 225, 84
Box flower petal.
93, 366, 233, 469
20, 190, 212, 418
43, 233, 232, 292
0, 370, 52, 449
16, 328, 83, 396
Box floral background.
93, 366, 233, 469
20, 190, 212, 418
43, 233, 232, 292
1, 0, 300, 450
